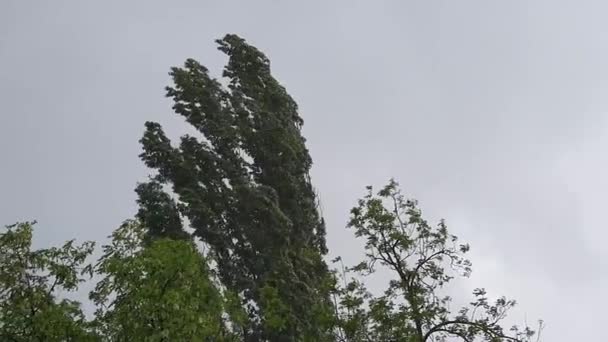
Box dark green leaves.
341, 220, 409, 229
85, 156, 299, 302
136, 34, 333, 340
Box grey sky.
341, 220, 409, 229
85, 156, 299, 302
2, 1, 606, 340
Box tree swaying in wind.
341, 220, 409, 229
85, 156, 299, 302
136, 34, 334, 341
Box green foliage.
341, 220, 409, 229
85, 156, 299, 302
0, 35, 543, 342
332, 180, 542, 342
135, 181, 189, 242
136, 34, 334, 340
0, 222, 96, 341
90, 220, 236, 341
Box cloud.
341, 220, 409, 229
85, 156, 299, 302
2, 1, 607, 340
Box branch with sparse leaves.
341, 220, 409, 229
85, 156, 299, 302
331, 180, 542, 342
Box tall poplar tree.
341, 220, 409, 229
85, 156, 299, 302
136, 34, 333, 341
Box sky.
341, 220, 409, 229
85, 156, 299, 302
2, 1, 608, 340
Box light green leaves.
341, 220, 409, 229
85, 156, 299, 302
333, 180, 540, 342
90, 220, 234, 341
0, 222, 96, 341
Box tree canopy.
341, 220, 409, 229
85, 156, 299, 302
89, 220, 236, 341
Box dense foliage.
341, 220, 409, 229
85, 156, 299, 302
0, 35, 541, 341
89, 220, 237, 341
136, 34, 333, 341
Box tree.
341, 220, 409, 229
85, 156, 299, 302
332, 180, 542, 342
0, 222, 96, 342
136, 34, 334, 340
89, 220, 240, 341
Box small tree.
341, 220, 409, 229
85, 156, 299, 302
90, 220, 241, 341
333, 180, 542, 342
0, 222, 96, 342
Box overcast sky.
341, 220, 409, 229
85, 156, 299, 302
3, 1, 608, 340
